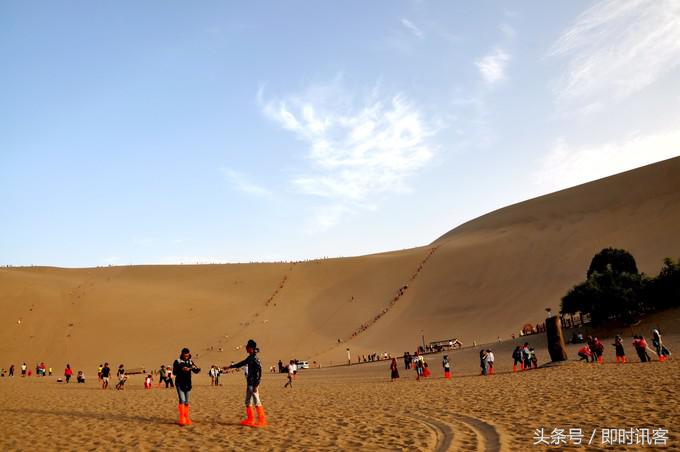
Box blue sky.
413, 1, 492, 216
2, 1, 680, 267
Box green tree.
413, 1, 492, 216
587, 247, 638, 278
646, 257, 680, 310
561, 269, 646, 325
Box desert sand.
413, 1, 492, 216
2, 334, 679, 451
1, 157, 680, 450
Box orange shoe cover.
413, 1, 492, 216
184, 404, 192, 425
240, 406, 255, 426
177, 404, 186, 426
254, 405, 267, 427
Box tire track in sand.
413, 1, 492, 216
409, 414, 454, 452
451, 414, 501, 452
407, 413, 501, 452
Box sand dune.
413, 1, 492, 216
1, 157, 679, 371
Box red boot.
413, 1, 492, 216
184, 404, 193, 425
240, 406, 255, 426
177, 404, 186, 426
255, 405, 267, 427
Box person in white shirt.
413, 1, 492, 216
284, 360, 294, 388
485, 350, 495, 375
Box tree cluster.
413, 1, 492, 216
561, 248, 680, 325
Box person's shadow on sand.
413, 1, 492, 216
7, 408, 170, 425
7, 408, 249, 428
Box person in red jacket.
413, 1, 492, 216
64, 364, 73, 383
577, 345, 592, 362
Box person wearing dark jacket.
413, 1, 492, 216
173, 347, 201, 426
228, 339, 266, 427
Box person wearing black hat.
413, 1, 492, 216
173, 347, 201, 426
228, 339, 266, 427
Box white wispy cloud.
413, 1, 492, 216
549, 0, 680, 107
259, 80, 439, 228
220, 168, 272, 197
401, 18, 424, 39
534, 129, 680, 192
475, 48, 510, 84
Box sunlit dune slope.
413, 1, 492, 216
1, 157, 679, 369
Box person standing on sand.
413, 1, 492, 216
486, 349, 495, 375
64, 364, 73, 383
512, 346, 523, 372
159, 364, 167, 387
115, 364, 126, 390
101, 363, 111, 389
522, 343, 531, 370
390, 358, 400, 381
442, 355, 451, 379
479, 349, 488, 376
284, 360, 294, 388
173, 347, 201, 426
633, 336, 652, 362
422, 358, 431, 378
613, 335, 626, 363
9, 365, 14, 377
144, 374, 153, 389
414, 352, 424, 380
214, 366, 221, 386
21, 363, 27, 377
652, 329, 671, 361
228, 339, 266, 427
529, 347, 538, 368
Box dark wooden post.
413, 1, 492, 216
545, 315, 568, 362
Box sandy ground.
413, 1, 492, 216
2, 336, 678, 451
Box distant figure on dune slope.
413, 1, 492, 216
228, 339, 266, 427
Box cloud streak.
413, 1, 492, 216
220, 168, 272, 197
535, 129, 680, 192
549, 0, 680, 107
401, 18, 424, 39
475, 48, 510, 84
260, 80, 439, 229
